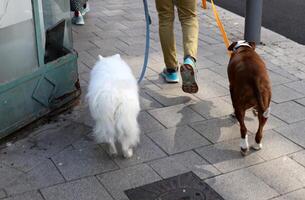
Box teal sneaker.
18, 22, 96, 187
180, 57, 198, 93
72, 13, 85, 25
161, 68, 179, 83
81, 3, 90, 16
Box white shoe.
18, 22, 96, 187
72, 14, 85, 25
81, 3, 90, 16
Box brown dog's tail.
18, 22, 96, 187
251, 78, 270, 119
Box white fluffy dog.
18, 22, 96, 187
87, 54, 140, 158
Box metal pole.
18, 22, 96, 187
244, 0, 263, 44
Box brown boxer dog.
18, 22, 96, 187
227, 40, 272, 156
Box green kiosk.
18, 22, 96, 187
0, 0, 80, 138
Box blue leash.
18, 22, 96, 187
138, 0, 152, 84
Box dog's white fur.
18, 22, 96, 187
87, 54, 140, 158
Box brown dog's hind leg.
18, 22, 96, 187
252, 113, 267, 150
235, 109, 249, 156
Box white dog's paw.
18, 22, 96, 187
108, 145, 118, 157
251, 142, 263, 150
123, 148, 133, 159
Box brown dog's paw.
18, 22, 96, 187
240, 147, 249, 156
251, 143, 263, 151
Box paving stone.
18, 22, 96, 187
138, 111, 164, 133
253, 130, 302, 160
139, 91, 163, 110
72, 133, 98, 149
0, 164, 25, 189
148, 104, 205, 128
296, 97, 305, 106
97, 164, 161, 200
194, 82, 229, 100
205, 169, 278, 200
248, 157, 305, 194
147, 126, 210, 155
111, 135, 166, 168
290, 150, 305, 167
190, 117, 241, 143
0, 189, 6, 199
144, 85, 200, 107
275, 120, 305, 148
148, 151, 220, 179
41, 177, 113, 200
52, 145, 118, 181
195, 139, 264, 173
3, 191, 44, 200
4, 160, 64, 195
271, 85, 304, 103
272, 188, 305, 200
271, 101, 305, 123
189, 98, 234, 119
196, 69, 226, 83
268, 71, 292, 86
285, 80, 305, 95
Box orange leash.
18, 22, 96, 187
202, 0, 231, 55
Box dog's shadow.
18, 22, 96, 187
139, 83, 258, 182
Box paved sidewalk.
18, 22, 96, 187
1, 0, 305, 199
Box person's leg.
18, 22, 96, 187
71, 0, 85, 25
176, 0, 199, 93
176, 0, 199, 60
155, 0, 178, 72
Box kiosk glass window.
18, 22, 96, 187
42, 0, 73, 63
0, 0, 39, 84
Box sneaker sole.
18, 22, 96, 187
180, 64, 198, 93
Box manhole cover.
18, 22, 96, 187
125, 172, 224, 200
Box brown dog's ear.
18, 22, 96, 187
228, 42, 237, 51
248, 42, 256, 49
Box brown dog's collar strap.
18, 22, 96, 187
233, 40, 252, 52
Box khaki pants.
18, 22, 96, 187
155, 0, 199, 70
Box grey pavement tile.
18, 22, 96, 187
248, 157, 305, 194
296, 97, 305, 106
61, 106, 94, 127
253, 130, 302, 160
111, 135, 166, 168
72, 133, 98, 149
148, 104, 204, 128
73, 41, 98, 52
41, 177, 113, 200
138, 111, 164, 133
147, 126, 211, 155
0, 189, 6, 199
2, 191, 44, 200
144, 87, 200, 107
52, 145, 118, 181
189, 98, 234, 119
4, 160, 64, 195
26, 121, 91, 158
268, 71, 292, 86
0, 164, 23, 189
271, 101, 305, 123
272, 189, 305, 200
194, 82, 229, 100
190, 117, 241, 143
97, 164, 161, 200
139, 91, 163, 111
195, 138, 264, 173
148, 151, 220, 179
205, 169, 278, 200
271, 85, 304, 103
196, 69, 226, 83
275, 120, 305, 148
285, 80, 305, 95
290, 150, 305, 167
